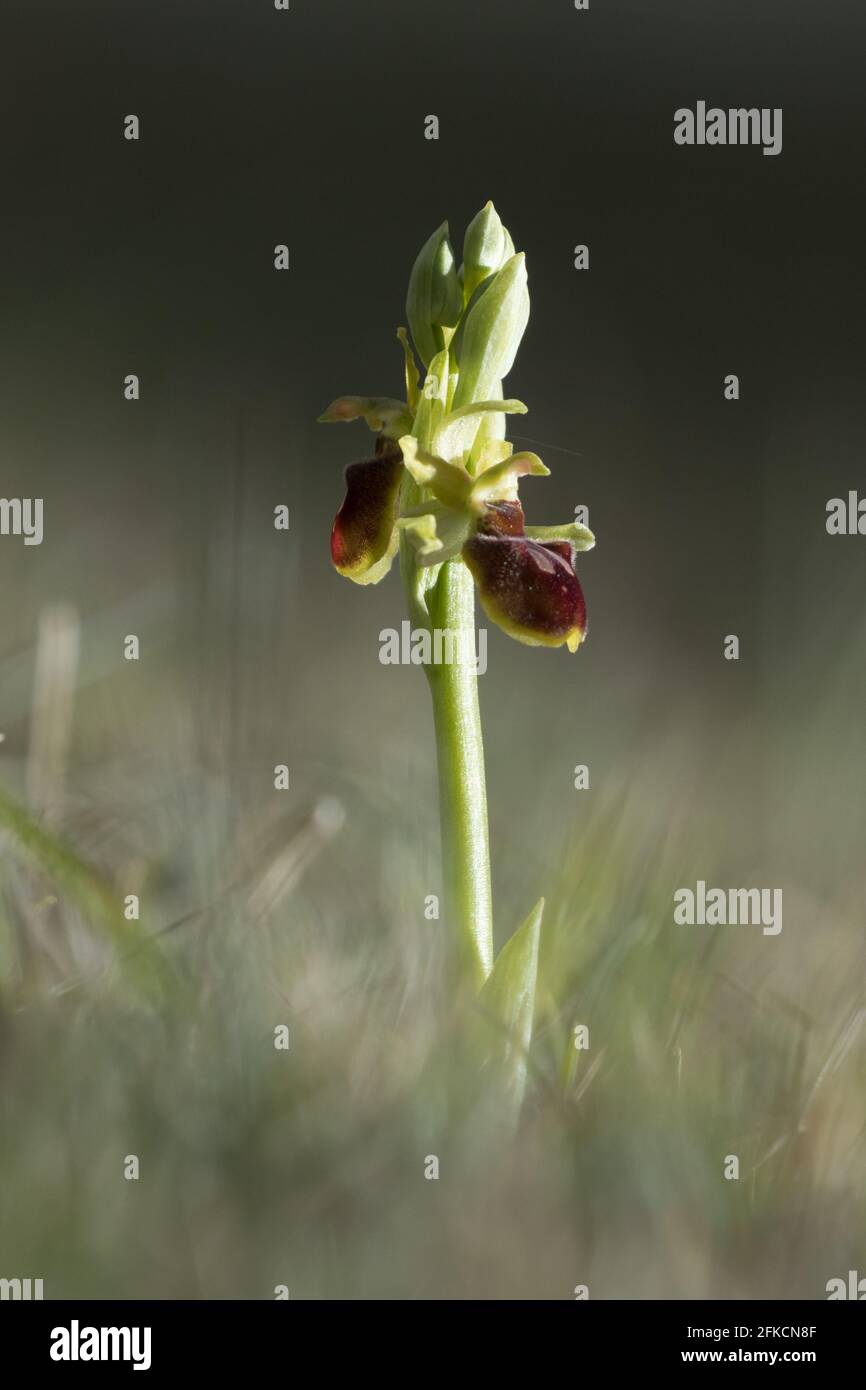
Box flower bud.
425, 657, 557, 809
462, 201, 508, 300
452, 254, 530, 412
406, 222, 462, 367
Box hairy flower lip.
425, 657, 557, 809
330, 438, 404, 585
462, 531, 587, 652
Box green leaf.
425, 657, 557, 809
477, 897, 543, 1110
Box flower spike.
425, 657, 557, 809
319, 203, 598, 1102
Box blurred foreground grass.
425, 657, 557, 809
0, 600, 864, 1300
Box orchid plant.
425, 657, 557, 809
319, 203, 594, 1101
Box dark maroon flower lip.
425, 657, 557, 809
330, 438, 404, 585
462, 531, 587, 652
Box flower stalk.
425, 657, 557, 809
425, 557, 493, 990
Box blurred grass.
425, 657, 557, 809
0, 629, 864, 1300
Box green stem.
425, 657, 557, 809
425, 558, 493, 990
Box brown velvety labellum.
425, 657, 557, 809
330, 442, 403, 577
463, 534, 587, 650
